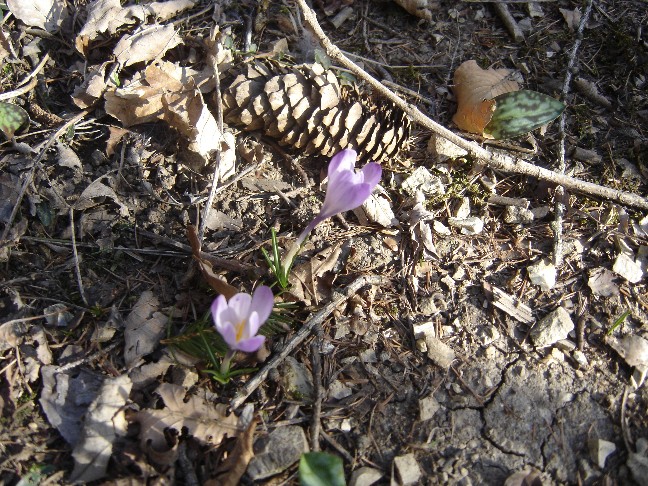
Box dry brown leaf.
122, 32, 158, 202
104, 61, 224, 165
289, 243, 342, 306
71, 62, 110, 109
70, 374, 133, 483
123, 291, 168, 367
187, 225, 239, 299
114, 24, 182, 68
76, 0, 196, 54
74, 176, 129, 216
7, 0, 67, 32
559, 7, 582, 32
134, 383, 239, 463
392, 0, 439, 20
452, 60, 519, 136
210, 417, 258, 486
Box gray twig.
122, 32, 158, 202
310, 339, 323, 451
230, 275, 383, 410
198, 24, 226, 244
553, 0, 594, 268
69, 208, 88, 306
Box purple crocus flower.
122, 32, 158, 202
284, 149, 381, 266
211, 286, 273, 353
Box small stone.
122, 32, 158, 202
419, 395, 441, 421
433, 220, 451, 235
613, 253, 644, 283
412, 321, 436, 339
605, 334, 648, 369
441, 274, 455, 290
531, 307, 574, 348
360, 348, 378, 363
425, 335, 455, 369
504, 205, 534, 224
328, 379, 352, 400
350, 466, 383, 486
588, 438, 616, 468
572, 350, 588, 367
416, 339, 427, 353
247, 426, 308, 480
393, 453, 422, 486
281, 357, 314, 401
555, 339, 576, 352
453, 197, 471, 219
401, 167, 445, 197
530, 206, 551, 219
448, 216, 484, 235
528, 258, 556, 291
475, 326, 500, 346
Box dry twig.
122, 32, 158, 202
553, 0, 594, 268
294, 0, 648, 211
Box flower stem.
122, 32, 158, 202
220, 349, 236, 376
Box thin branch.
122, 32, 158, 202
69, 207, 89, 306
553, 0, 594, 268
0, 53, 49, 101
198, 25, 226, 244
230, 275, 383, 410
310, 339, 323, 451
294, 0, 648, 211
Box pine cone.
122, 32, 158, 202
220, 61, 410, 162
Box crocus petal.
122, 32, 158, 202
226, 293, 252, 322
216, 321, 238, 349
210, 295, 227, 326
360, 162, 382, 188
250, 286, 274, 328
236, 335, 266, 353
328, 148, 357, 183
319, 172, 373, 219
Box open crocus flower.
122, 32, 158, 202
211, 286, 273, 353
282, 149, 381, 267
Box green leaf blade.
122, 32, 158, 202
299, 452, 346, 486
484, 90, 565, 139
0, 101, 29, 139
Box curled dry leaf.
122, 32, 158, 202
7, 0, 67, 32
134, 383, 239, 463
452, 60, 519, 136
123, 290, 168, 367
114, 24, 182, 68
70, 375, 133, 483
392, 0, 440, 20
186, 225, 239, 299
76, 0, 196, 54
104, 61, 222, 165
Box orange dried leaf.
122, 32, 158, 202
452, 60, 520, 136
187, 225, 239, 299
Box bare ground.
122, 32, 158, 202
1, 0, 648, 485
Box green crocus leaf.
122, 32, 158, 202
484, 90, 565, 140
0, 101, 29, 139
299, 452, 346, 486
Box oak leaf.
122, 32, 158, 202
134, 383, 239, 463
